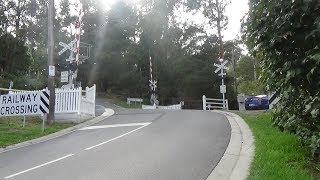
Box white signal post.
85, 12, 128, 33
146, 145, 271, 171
149, 56, 158, 105
214, 59, 229, 109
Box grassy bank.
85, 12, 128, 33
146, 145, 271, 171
104, 94, 143, 109
239, 112, 319, 179
111, 98, 142, 109
0, 116, 73, 148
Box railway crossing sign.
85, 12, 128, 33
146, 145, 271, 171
214, 61, 229, 75
0, 91, 49, 116
58, 39, 78, 56
214, 59, 229, 109
149, 80, 157, 91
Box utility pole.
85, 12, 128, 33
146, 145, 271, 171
232, 46, 237, 93
47, 0, 55, 122
253, 58, 257, 81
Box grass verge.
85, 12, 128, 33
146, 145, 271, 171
0, 116, 73, 148
112, 98, 142, 109
238, 112, 319, 180
105, 94, 142, 109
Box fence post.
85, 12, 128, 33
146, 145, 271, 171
77, 87, 82, 115
92, 84, 96, 116
226, 99, 229, 110
202, 95, 206, 110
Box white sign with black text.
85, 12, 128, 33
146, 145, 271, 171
49, 66, 55, 77
61, 71, 69, 83
0, 91, 49, 116
220, 85, 226, 94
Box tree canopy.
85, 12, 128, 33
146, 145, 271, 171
0, 0, 246, 109
243, 0, 320, 156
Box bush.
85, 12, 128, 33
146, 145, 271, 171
244, 0, 320, 156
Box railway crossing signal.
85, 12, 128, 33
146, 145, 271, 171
214, 59, 229, 109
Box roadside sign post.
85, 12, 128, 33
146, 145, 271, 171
214, 59, 229, 109
42, 114, 46, 132
23, 116, 26, 127
0, 91, 50, 131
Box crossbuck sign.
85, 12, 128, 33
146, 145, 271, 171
214, 61, 229, 75
58, 39, 78, 56
149, 80, 157, 91
0, 91, 49, 116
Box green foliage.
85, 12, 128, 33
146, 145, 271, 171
239, 112, 316, 179
0, 116, 72, 148
238, 80, 264, 95
244, 0, 320, 156
236, 56, 255, 81
0, 34, 30, 74
236, 56, 264, 94
0, 0, 242, 110
77, 0, 241, 107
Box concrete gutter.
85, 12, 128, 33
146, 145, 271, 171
207, 110, 255, 180
0, 108, 115, 154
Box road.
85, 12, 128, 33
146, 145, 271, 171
0, 109, 231, 180
95, 97, 124, 115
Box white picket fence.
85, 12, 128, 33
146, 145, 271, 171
80, 85, 96, 116
55, 87, 81, 114
158, 104, 182, 110
142, 103, 182, 110
142, 104, 157, 109
202, 95, 229, 110
10, 85, 96, 116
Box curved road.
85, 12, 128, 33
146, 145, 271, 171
0, 109, 230, 180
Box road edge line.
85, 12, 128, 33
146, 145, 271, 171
207, 110, 255, 180
4, 154, 74, 179
0, 108, 115, 154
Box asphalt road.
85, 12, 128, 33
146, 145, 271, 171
95, 97, 125, 116
0, 109, 230, 180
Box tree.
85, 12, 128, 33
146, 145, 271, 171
0, 33, 31, 87
244, 0, 320, 156
235, 56, 264, 95
186, 0, 230, 58
0, 33, 30, 74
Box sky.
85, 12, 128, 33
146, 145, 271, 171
224, 0, 249, 41
66, 0, 249, 42
179, 0, 249, 41
98, 0, 250, 41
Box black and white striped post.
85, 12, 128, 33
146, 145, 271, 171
40, 91, 50, 132
268, 92, 280, 109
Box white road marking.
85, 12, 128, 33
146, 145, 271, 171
4, 154, 74, 179
85, 123, 151, 150
79, 122, 151, 131
101, 108, 115, 117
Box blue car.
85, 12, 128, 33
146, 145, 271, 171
245, 95, 269, 110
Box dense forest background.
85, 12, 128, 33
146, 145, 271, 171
0, 0, 262, 108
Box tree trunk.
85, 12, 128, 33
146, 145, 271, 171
215, 0, 224, 59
